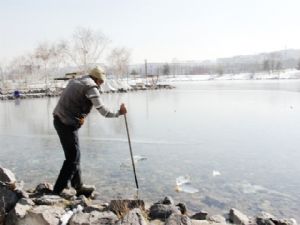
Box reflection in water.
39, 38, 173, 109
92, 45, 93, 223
14, 98, 21, 106
1, 80, 300, 220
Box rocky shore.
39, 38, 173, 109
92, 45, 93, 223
0, 167, 297, 225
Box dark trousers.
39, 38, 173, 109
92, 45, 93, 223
53, 116, 82, 194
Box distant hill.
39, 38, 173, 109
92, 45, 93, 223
217, 49, 300, 68
129, 49, 300, 76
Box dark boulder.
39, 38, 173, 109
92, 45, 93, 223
149, 203, 180, 221
0, 183, 19, 212
191, 211, 208, 220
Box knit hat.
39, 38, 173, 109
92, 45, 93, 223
89, 66, 106, 81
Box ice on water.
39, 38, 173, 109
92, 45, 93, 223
212, 170, 221, 177
176, 175, 191, 186
176, 175, 199, 194
120, 155, 147, 168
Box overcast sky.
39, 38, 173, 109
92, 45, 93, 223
1, 0, 300, 64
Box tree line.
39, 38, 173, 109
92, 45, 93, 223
130, 57, 300, 77
1, 29, 300, 83
0, 27, 131, 82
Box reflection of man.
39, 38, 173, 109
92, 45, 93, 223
52, 66, 127, 197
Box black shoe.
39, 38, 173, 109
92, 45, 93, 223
76, 184, 96, 197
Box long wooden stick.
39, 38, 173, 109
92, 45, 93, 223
124, 114, 139, 189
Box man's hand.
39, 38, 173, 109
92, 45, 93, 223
119, 103, 127, 115
79, 117, 85, 125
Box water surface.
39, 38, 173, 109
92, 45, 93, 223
0, 80, 299, 219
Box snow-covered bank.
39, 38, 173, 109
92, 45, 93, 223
1, 69, 300, 98
161, 69, 300, 82
0, 79, 175, 100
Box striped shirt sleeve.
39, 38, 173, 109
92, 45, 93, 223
86, 87, 120, 118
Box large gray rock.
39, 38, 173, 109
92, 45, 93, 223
256, 212, 297, 225
0, 182, 20, 224
229, 208, 250, 225
60, 188, 77, 200
165, 214, 192, 225
18, 198, 35, 206
0, 167, 16, 183
207, 215, 226, 223
274, 219, 298, 225
116, 208, 148, 225
69, 211, 119, 225
149, 203, 180, 221
34, 195, 67, 205
264, 218, 298, 225
256, 218, 276, 225
5, 198, 34, 225
256, 212, 277, 225
34, 182, 53, 194
8, 205, 65, 225
257, 212, 276, 220
157, 196, 175, 205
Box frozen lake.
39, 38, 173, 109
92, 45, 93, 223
0, 80, 300, 219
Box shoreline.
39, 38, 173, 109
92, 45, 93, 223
0, 167, 298, 225
1, 69, 300, 98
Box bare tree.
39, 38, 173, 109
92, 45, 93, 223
35, 42, 55, 88
162, 63, 170, 76
49, 41, 69, 75
0, 63, 5, 91
8, 55, 31, 80
275, 61, 282, 71
63, 27, 110, 72
263, 60, 270, 73
107, 47, 131, 79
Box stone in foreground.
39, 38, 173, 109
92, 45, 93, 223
149, 203, 180, 221
116, 208, 148, 225
70, 210, 118, 225
229, 208, 250, 225
165, 214, 192, 225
